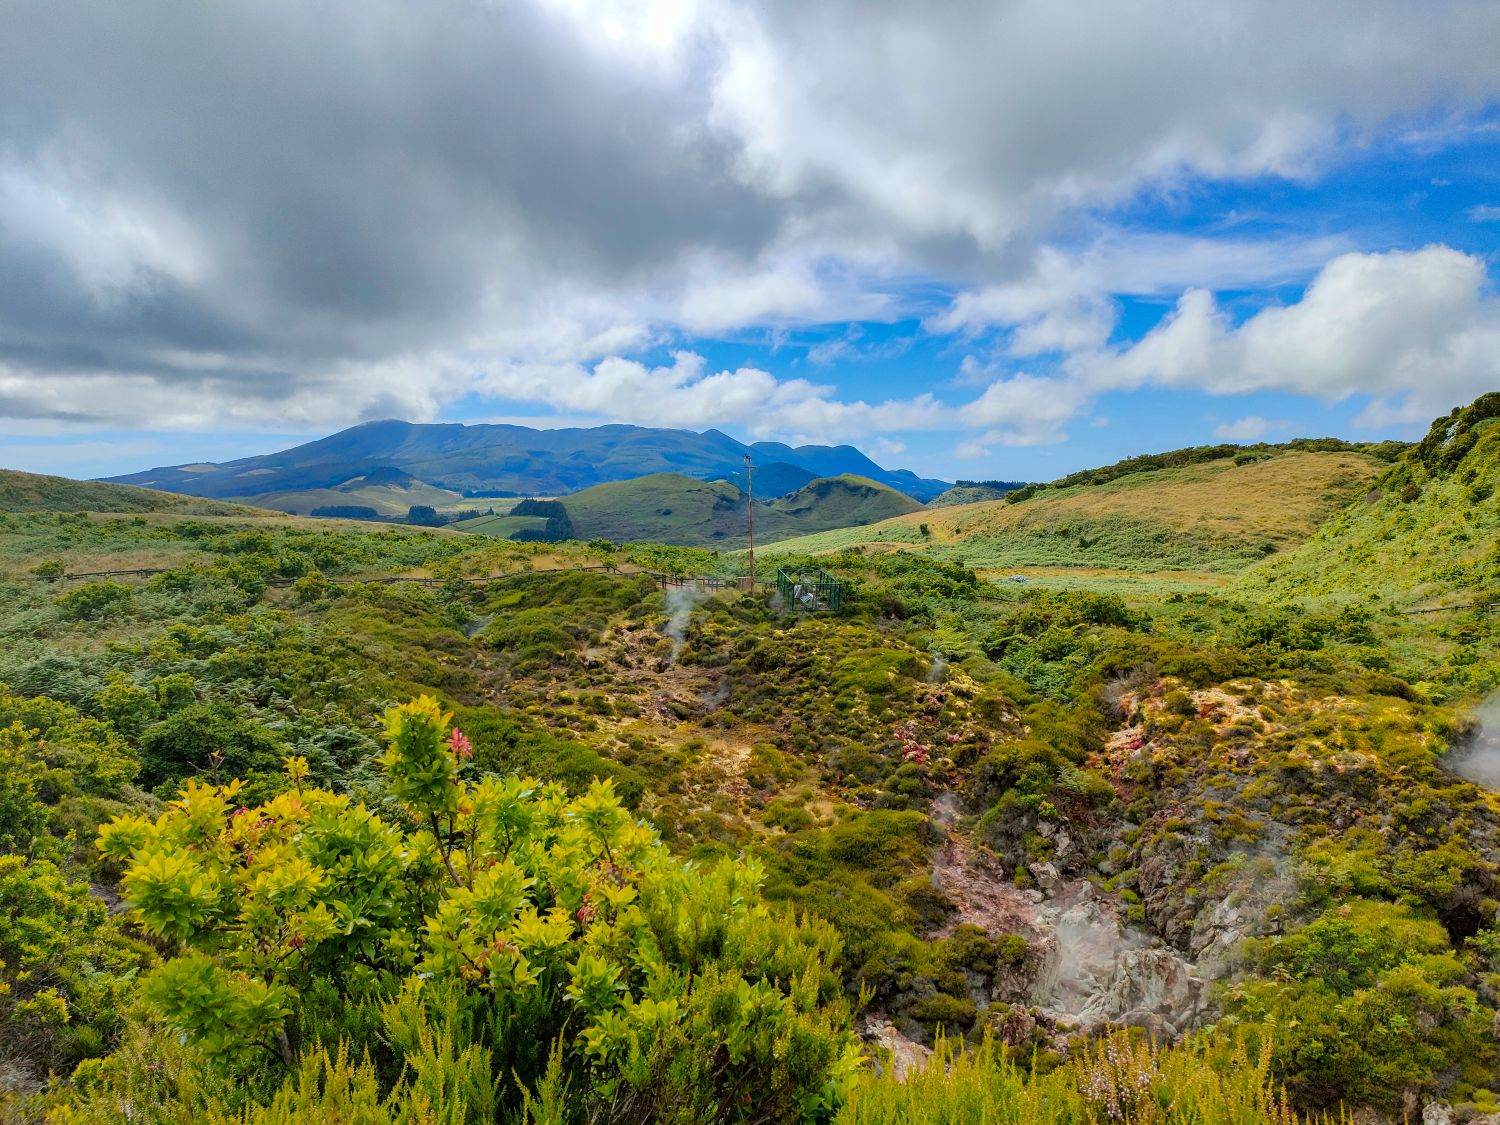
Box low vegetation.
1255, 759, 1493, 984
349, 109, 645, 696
762, 449, 1385, 574
2, 396, 1498, 1123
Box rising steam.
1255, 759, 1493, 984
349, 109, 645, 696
1447, 691, 1500, 788
663, 587, 708, 666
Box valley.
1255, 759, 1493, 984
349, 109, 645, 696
10, 4, 1500, 1119
1, 396, 1498, 1123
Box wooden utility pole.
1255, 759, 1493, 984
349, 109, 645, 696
744, 452, 756, 585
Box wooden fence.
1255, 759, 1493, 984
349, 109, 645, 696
29, 563, 769, 593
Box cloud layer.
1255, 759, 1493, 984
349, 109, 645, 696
3, 0, 1500, 445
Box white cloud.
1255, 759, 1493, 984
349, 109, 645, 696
929, 233, 1350, 353
958, 370, 1088, 446
4, 0, 1500, 450
867, 436, 907, 458
929, 244, 1500, 446
1212, 416, 1273, 440
1091, 246, 1500, 424
1467, 204, 1500, 222
479, 350, 952, 442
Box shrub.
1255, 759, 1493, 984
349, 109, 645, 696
54, 582, 134, 622
0, 856, 151, 1080
96, 699, 860, 1120
137, 703, 287, 792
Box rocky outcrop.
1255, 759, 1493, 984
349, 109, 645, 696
1026, 883, 1205, 1037
861, 1015, 933, 1079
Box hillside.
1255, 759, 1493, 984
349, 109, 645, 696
492, 471, 923, 547
766, 473, 924, 527
448, 512, 551, 537
761, 449, 1383, 573
5, 476, 1500, 1120
929, 480, 1027, 507
0, 468, 271, 516
726, 460, 818, 499
241, 468, 467, 517
103, 419, 951, 502
1239, 393, 1500, 608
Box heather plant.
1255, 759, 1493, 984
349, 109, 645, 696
0, 855, 151, 1087
838, 1032, 1314, 1125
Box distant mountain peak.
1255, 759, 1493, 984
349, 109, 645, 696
103, 420, 951, 505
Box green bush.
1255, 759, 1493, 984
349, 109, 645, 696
93, 699, 860, 1121
54, 582, 135, 622
137, 703, 287, 792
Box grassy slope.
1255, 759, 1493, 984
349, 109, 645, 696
561, 473, 750, 546
0, 469, 272, 516
767, 473, 922, 525
558, 472, 922, 547
760, 451, 1382, 573
450, 513, 550, 537
927, 483, 1016, 507
1237, 406, 1500, 608
238, 477, 467, 517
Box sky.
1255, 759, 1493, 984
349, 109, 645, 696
2, 0, 1499, 484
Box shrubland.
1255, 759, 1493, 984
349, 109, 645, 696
2, 396, 1499, 1122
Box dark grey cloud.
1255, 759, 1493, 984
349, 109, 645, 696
0, 0, 783, 423
2, 0, 1500, 434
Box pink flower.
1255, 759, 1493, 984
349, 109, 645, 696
448, 728, 473, 760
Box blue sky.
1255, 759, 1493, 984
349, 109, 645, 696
3, 1, 1499, 485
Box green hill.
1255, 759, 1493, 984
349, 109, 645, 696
449, 512, 551, 538
473, 471, 924, 547
241, 470, 467, 517
928, 480, 1026, 507
556, 474, 750, 546
1237, 393, 1500, 608
766, 473, 923, 528
761, 449, 1383, 573
0, 469, 271, 516
103, 419, 951, 501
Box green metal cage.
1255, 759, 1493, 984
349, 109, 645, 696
776, 567, 843, 613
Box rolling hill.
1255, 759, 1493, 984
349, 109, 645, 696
725, 461, 818, 499
0, 469, 273, 516
238, 467, 468, 518
1237, 393, 1500, 608
759, 448, 1385, 573
928, 480, 1028, 507
767, 473, 925, 528
457, 472, 923, 547
103, 419, 950, 502
448, 512, 551, 538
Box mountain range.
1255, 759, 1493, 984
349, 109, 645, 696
103, 420, 951, 503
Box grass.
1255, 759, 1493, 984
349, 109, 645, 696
556, 472, 921, 548
761, 452, 1382, 575
1237, 416, 1500, 610
239, 478, 467, 517
976, 565, 1232, 601
0, 470, 272, 517
839, 1033, 1311, 1125
449, 513, 550, 538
